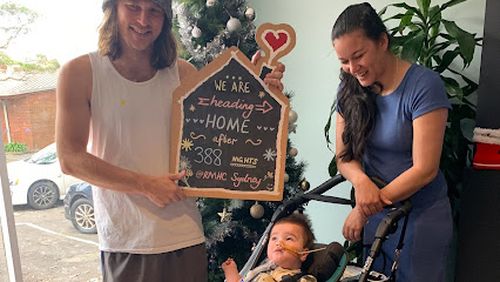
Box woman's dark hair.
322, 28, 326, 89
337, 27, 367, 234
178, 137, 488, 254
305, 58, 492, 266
331, 2, 389, 162
98, 1, 177, 70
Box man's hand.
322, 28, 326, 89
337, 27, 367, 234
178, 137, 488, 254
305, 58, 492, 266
251, 51, 285, 91
141, 171, 187, 208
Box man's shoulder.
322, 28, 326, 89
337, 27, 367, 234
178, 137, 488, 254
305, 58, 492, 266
58, 54, 93, 96
61, 54, 92, 78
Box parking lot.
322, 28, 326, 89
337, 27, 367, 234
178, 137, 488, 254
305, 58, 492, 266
0, 202, 101, 282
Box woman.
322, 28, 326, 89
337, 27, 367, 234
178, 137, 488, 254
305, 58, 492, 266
331, 3, 452, 281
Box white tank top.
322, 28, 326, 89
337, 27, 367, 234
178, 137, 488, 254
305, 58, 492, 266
88, 52, 204, 254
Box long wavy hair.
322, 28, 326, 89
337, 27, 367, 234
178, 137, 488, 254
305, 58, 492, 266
332, 2, 390, 162
98, 1, 177, 69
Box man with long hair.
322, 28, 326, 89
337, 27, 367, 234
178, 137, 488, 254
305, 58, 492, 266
55, 0, 284, 281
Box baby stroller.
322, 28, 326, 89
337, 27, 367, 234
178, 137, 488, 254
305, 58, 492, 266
238, 174, 412, 282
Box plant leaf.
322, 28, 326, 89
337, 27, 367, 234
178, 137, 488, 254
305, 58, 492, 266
442, 20, 476, 66
440, 0, 467, 12
435, 49, 459, 73
328, 156, 338, 177
399, 11, 415, 31
324, 102, 336, 151
442, 76, 464, 102
390, 2, 424, 19
384, 12, 410, 23
378, 5, 388, 17
428, 5, 442, 25
417, 0, 431, 19
460, 118, 475, 143
401, 31, 425, 63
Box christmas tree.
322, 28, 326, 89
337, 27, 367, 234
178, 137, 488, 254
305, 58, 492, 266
173, 1, 307, 280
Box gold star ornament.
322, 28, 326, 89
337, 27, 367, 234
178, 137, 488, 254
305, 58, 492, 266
217, 207, 232, 222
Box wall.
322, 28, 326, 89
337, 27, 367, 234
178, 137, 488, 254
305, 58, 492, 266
0, 90, 56, 151
455, 0, 500, 280
250, 0, 486, 244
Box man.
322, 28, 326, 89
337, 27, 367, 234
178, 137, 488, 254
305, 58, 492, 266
56, 0, 284, 281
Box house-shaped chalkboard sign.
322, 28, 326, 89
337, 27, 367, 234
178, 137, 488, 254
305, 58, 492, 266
170, 23, 296, 201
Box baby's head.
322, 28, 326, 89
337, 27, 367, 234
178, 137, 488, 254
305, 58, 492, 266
267, 213, 315, 269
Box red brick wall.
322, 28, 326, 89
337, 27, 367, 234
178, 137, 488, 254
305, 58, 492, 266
0, 90, 56, 151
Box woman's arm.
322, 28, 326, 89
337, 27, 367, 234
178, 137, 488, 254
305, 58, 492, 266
336, 113, 389, 216
380, 108, 448, 202
56, 55, 185, 208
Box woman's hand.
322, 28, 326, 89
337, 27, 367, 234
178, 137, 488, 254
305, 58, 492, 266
343, 206, 367, 242
354, 177, 391, 217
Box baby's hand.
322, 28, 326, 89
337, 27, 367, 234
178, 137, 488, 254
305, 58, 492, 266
221, 258, 242, 282
221, 258, 237, 271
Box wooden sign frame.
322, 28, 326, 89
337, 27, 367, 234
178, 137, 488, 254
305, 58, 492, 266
170, 23, 296, 201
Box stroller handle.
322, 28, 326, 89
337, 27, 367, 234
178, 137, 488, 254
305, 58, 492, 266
239, 174, 349, 276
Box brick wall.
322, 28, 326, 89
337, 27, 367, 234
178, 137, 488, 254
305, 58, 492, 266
0, 90, 56, 152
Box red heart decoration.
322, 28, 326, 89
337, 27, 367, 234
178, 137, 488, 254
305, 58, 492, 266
264, 31, 288, 52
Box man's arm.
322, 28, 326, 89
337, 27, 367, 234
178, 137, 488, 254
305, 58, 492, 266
55, 55, 185, 207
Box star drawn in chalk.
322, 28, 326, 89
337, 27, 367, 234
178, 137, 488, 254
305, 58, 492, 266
178, 156, 193, 186
181, 138, 194, 151
189, 104, 196, 112
179, 155, 192, 170
263, 148, 277, 161
264, 171, 274, 181
258, 91, 266, 99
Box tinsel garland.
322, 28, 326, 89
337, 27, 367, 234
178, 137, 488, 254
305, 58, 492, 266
173, 0, 257, 68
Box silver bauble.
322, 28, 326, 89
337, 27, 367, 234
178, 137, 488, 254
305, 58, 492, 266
289, 110, 298, 124
245, 7, 256, 21
250, 202, 265, 219
284, 173, 290, 183
226, 17, 242, 33
206, 0, 216, 7
289, 147, 298, 157
300, 179, 311, 191
191, 26, 202, 38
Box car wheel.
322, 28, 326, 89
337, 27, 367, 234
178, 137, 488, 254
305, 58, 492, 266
71, 198, 97, 234
27, 180, 60, 209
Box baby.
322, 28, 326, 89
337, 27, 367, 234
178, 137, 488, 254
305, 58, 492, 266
222, 213, 317, 282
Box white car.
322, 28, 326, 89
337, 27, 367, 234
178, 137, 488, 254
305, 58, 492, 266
8, 143, 81, 209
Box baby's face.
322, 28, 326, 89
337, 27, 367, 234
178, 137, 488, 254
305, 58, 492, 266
267, 222, 307, 269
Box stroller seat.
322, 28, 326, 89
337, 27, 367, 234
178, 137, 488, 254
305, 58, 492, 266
303, 241, 348, 282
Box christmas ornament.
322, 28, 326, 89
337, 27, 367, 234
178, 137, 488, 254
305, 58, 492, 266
245, 7, 256, 21
284, 173, 289, 183
300, 179, 310, 191
206, 0, 216, 8
288, 123, 297, 134
217, 207, 232, 222
226, 17, 242, 33
191, 26, 202, 39
250, 202, 264, 219
288, 147, 298, 157
472, 127, 500, 170
289, 110, 298, 124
